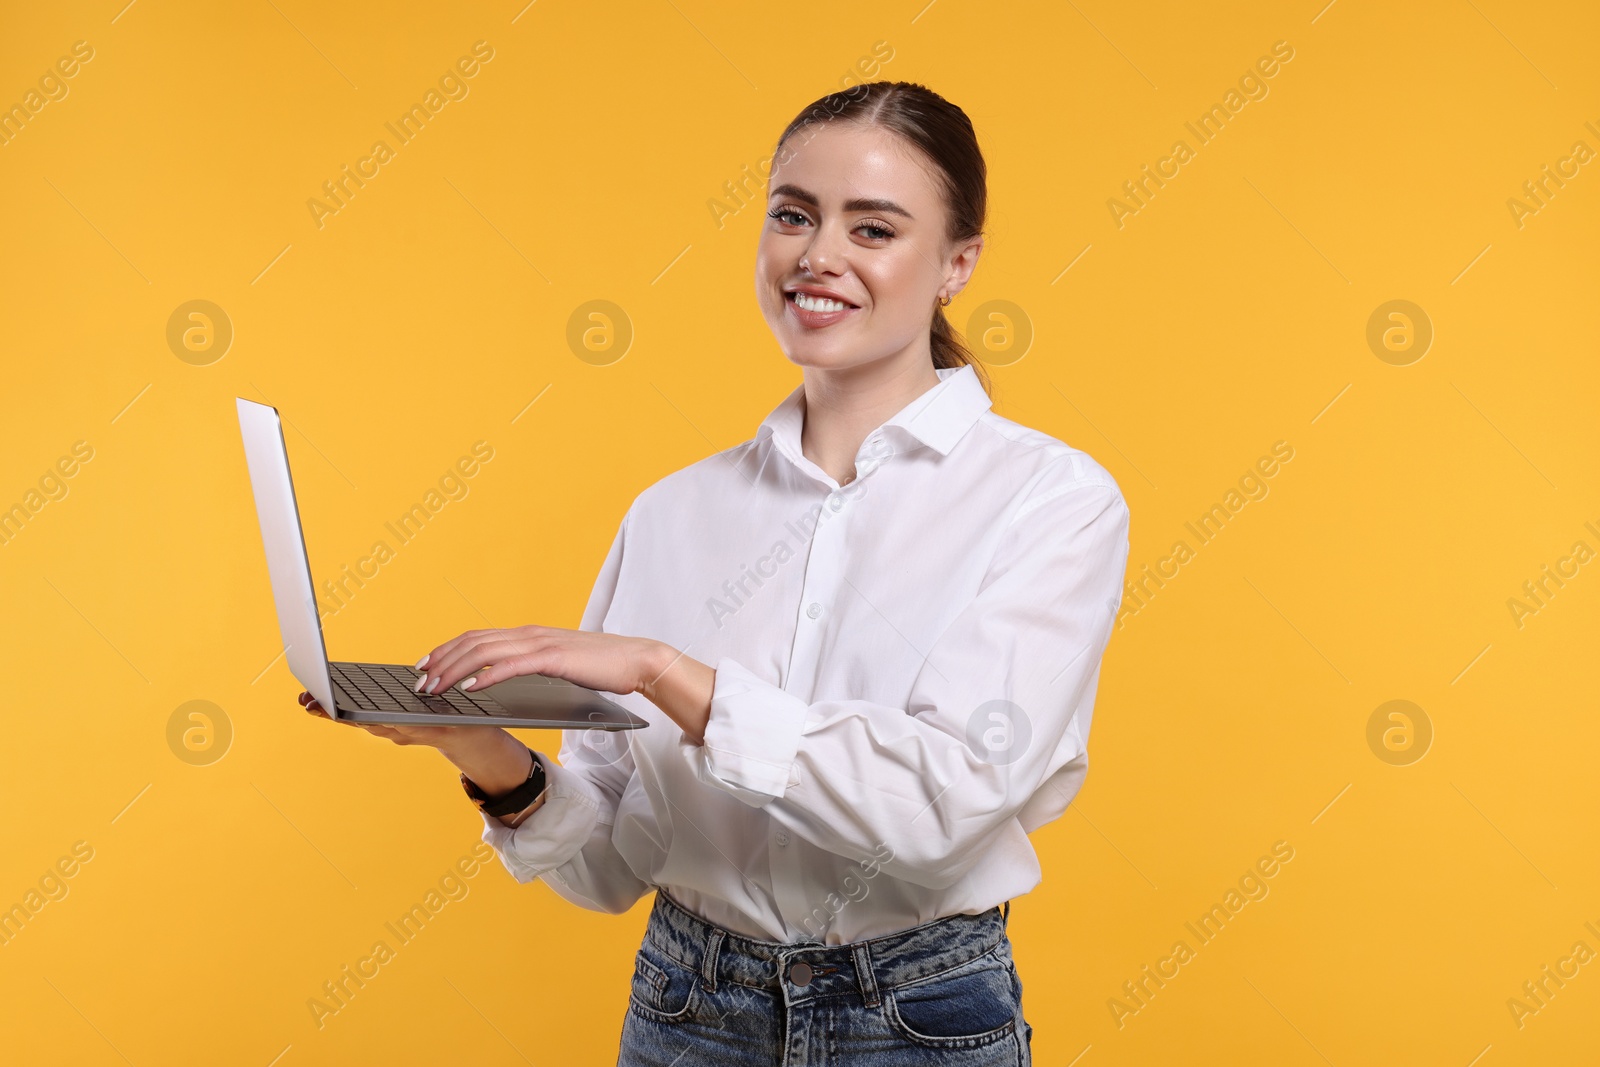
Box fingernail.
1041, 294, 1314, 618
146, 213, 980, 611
426, 676, 441, 694
413, 674, 428, 693
415, 655, 429, 669
461, 677, 477, 690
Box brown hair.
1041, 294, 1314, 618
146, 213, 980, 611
772, 81, 992, 397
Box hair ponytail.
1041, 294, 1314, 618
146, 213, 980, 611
931, 301, 990, 395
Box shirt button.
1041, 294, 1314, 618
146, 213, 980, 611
788, 961, 813, 987
806, 602, 822, 620
776, 831, 790, 847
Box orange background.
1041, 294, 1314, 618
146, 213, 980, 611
1, 1, 1596, 1063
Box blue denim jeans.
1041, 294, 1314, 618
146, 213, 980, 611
616, 888, 1033, 1065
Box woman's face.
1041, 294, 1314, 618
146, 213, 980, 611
755, 122, 981, 375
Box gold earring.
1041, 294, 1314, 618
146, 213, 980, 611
938, 294, 952, 307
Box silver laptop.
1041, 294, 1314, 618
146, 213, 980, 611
236, 397, 648, 732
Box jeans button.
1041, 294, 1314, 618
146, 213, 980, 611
788, 961, 813, 987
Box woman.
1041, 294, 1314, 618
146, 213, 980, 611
302, 80, 1130, 1064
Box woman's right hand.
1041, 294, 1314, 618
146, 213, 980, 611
298, 690, 466, 749
297, 691, 536, 797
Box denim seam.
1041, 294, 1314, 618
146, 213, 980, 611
859, 913, 1003, 953
885, 999, 1017, 1051
884, 941, 1006, 990
647, 894, 1008, 997
649, 947, 1004, 998
883, 954, 1019, 1050
651, 942, 773, 990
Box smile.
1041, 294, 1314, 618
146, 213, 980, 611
789, 291, 857, 313
785, 290, 861, 329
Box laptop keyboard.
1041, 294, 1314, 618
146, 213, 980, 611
329, 661, 500, 717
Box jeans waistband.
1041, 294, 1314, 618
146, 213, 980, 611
643, 888, 1011, 1009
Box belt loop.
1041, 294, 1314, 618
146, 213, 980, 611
1001, 900, 1010, 927
700, 928, 725, 993
851, 942, 880, 1008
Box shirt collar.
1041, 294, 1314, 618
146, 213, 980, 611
757, 364, 992, 469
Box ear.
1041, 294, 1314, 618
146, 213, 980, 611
941, 234, 984, 301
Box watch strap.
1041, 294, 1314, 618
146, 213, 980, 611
461, 748, 547, 823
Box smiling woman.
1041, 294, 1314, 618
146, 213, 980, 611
302, 80, 1130, 1066
756, 87, 993, 419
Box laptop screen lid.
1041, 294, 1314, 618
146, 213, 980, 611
235, 397, 340, 718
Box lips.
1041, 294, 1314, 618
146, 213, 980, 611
784, 284, 859, 307
785, 289, 860, 328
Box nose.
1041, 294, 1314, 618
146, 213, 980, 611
800, 219, 850, 277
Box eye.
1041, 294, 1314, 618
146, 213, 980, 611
767, 207, 809, 228
766, 207, 896, 243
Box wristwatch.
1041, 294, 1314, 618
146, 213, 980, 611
461, 747, 548, 828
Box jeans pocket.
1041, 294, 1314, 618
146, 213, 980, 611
628, 946, 699, 1024
884, 950, 1020, 1050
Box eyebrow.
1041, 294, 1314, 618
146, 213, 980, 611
769, 183, 915, 220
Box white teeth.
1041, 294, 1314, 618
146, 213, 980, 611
792, 292, 851, 313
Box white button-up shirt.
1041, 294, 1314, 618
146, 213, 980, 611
480, 364, 1131, 944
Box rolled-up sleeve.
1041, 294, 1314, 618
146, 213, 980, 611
478, 510, 652, 915
677, 473, 1130, 891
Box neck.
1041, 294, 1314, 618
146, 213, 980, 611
799, 351, 943, 487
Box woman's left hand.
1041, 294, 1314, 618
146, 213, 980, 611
413, 625, 668, 699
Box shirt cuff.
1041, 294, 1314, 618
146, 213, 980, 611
478, 750, 607, 883
678, 656, 809, 806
